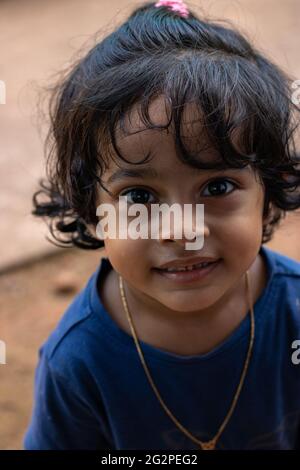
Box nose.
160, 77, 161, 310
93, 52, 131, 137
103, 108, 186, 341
155, 204, 210, 249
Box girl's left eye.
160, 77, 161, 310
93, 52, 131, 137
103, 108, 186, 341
120, 188, 156, 204
201, 179, 237, 197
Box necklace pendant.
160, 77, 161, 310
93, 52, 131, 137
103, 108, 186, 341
200, 439, 216, 450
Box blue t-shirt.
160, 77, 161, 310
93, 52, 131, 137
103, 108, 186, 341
24, 246, 300, 450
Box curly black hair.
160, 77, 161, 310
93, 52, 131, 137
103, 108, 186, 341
32, 1, 300, 250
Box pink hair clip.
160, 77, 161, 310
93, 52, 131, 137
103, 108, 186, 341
154, 0, 189, 18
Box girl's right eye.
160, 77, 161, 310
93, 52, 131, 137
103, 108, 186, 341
119, 188, 156, 205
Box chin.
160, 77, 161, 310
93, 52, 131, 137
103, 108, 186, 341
160, 294, 216, 313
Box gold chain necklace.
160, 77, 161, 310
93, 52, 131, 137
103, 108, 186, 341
118, 271, 255, 450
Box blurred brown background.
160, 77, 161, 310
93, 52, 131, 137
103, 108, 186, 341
0, 0, 299, 449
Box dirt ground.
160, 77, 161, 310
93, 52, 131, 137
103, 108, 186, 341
0, 246, 105, 449
1, 0, 300, 451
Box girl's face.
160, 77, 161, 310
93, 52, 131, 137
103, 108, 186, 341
95, 97, 266, 316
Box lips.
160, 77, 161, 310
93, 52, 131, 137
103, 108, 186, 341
158, 261, 214, 272
154, 259, 220, 284
155, 256, 219, 271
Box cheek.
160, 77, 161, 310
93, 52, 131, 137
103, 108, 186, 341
217, 220, 263, 281
213, 202, 264, 263
103, 238, 152, 278
219, 212, 263, 239
215, 192, 264, 238
219, 214, 263, 253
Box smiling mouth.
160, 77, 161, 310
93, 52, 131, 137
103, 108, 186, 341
156, 261, 215, 273
152, 259, 221, 284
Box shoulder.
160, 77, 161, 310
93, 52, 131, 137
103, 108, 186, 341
261, 246, 300, 330
263, 246, 300, 279
262, 245, 300, 303
39, 256, 113, 381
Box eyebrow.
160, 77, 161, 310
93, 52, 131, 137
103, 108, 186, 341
105, 165, 251, 185
106, 168, 159, 184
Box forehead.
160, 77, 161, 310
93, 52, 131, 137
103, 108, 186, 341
111, 95, 215, 164
102, 94, 258, 184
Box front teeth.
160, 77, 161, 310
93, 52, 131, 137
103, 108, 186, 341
164, 262, 211, 273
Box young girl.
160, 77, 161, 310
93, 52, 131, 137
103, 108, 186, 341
24, 1, 300, 450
